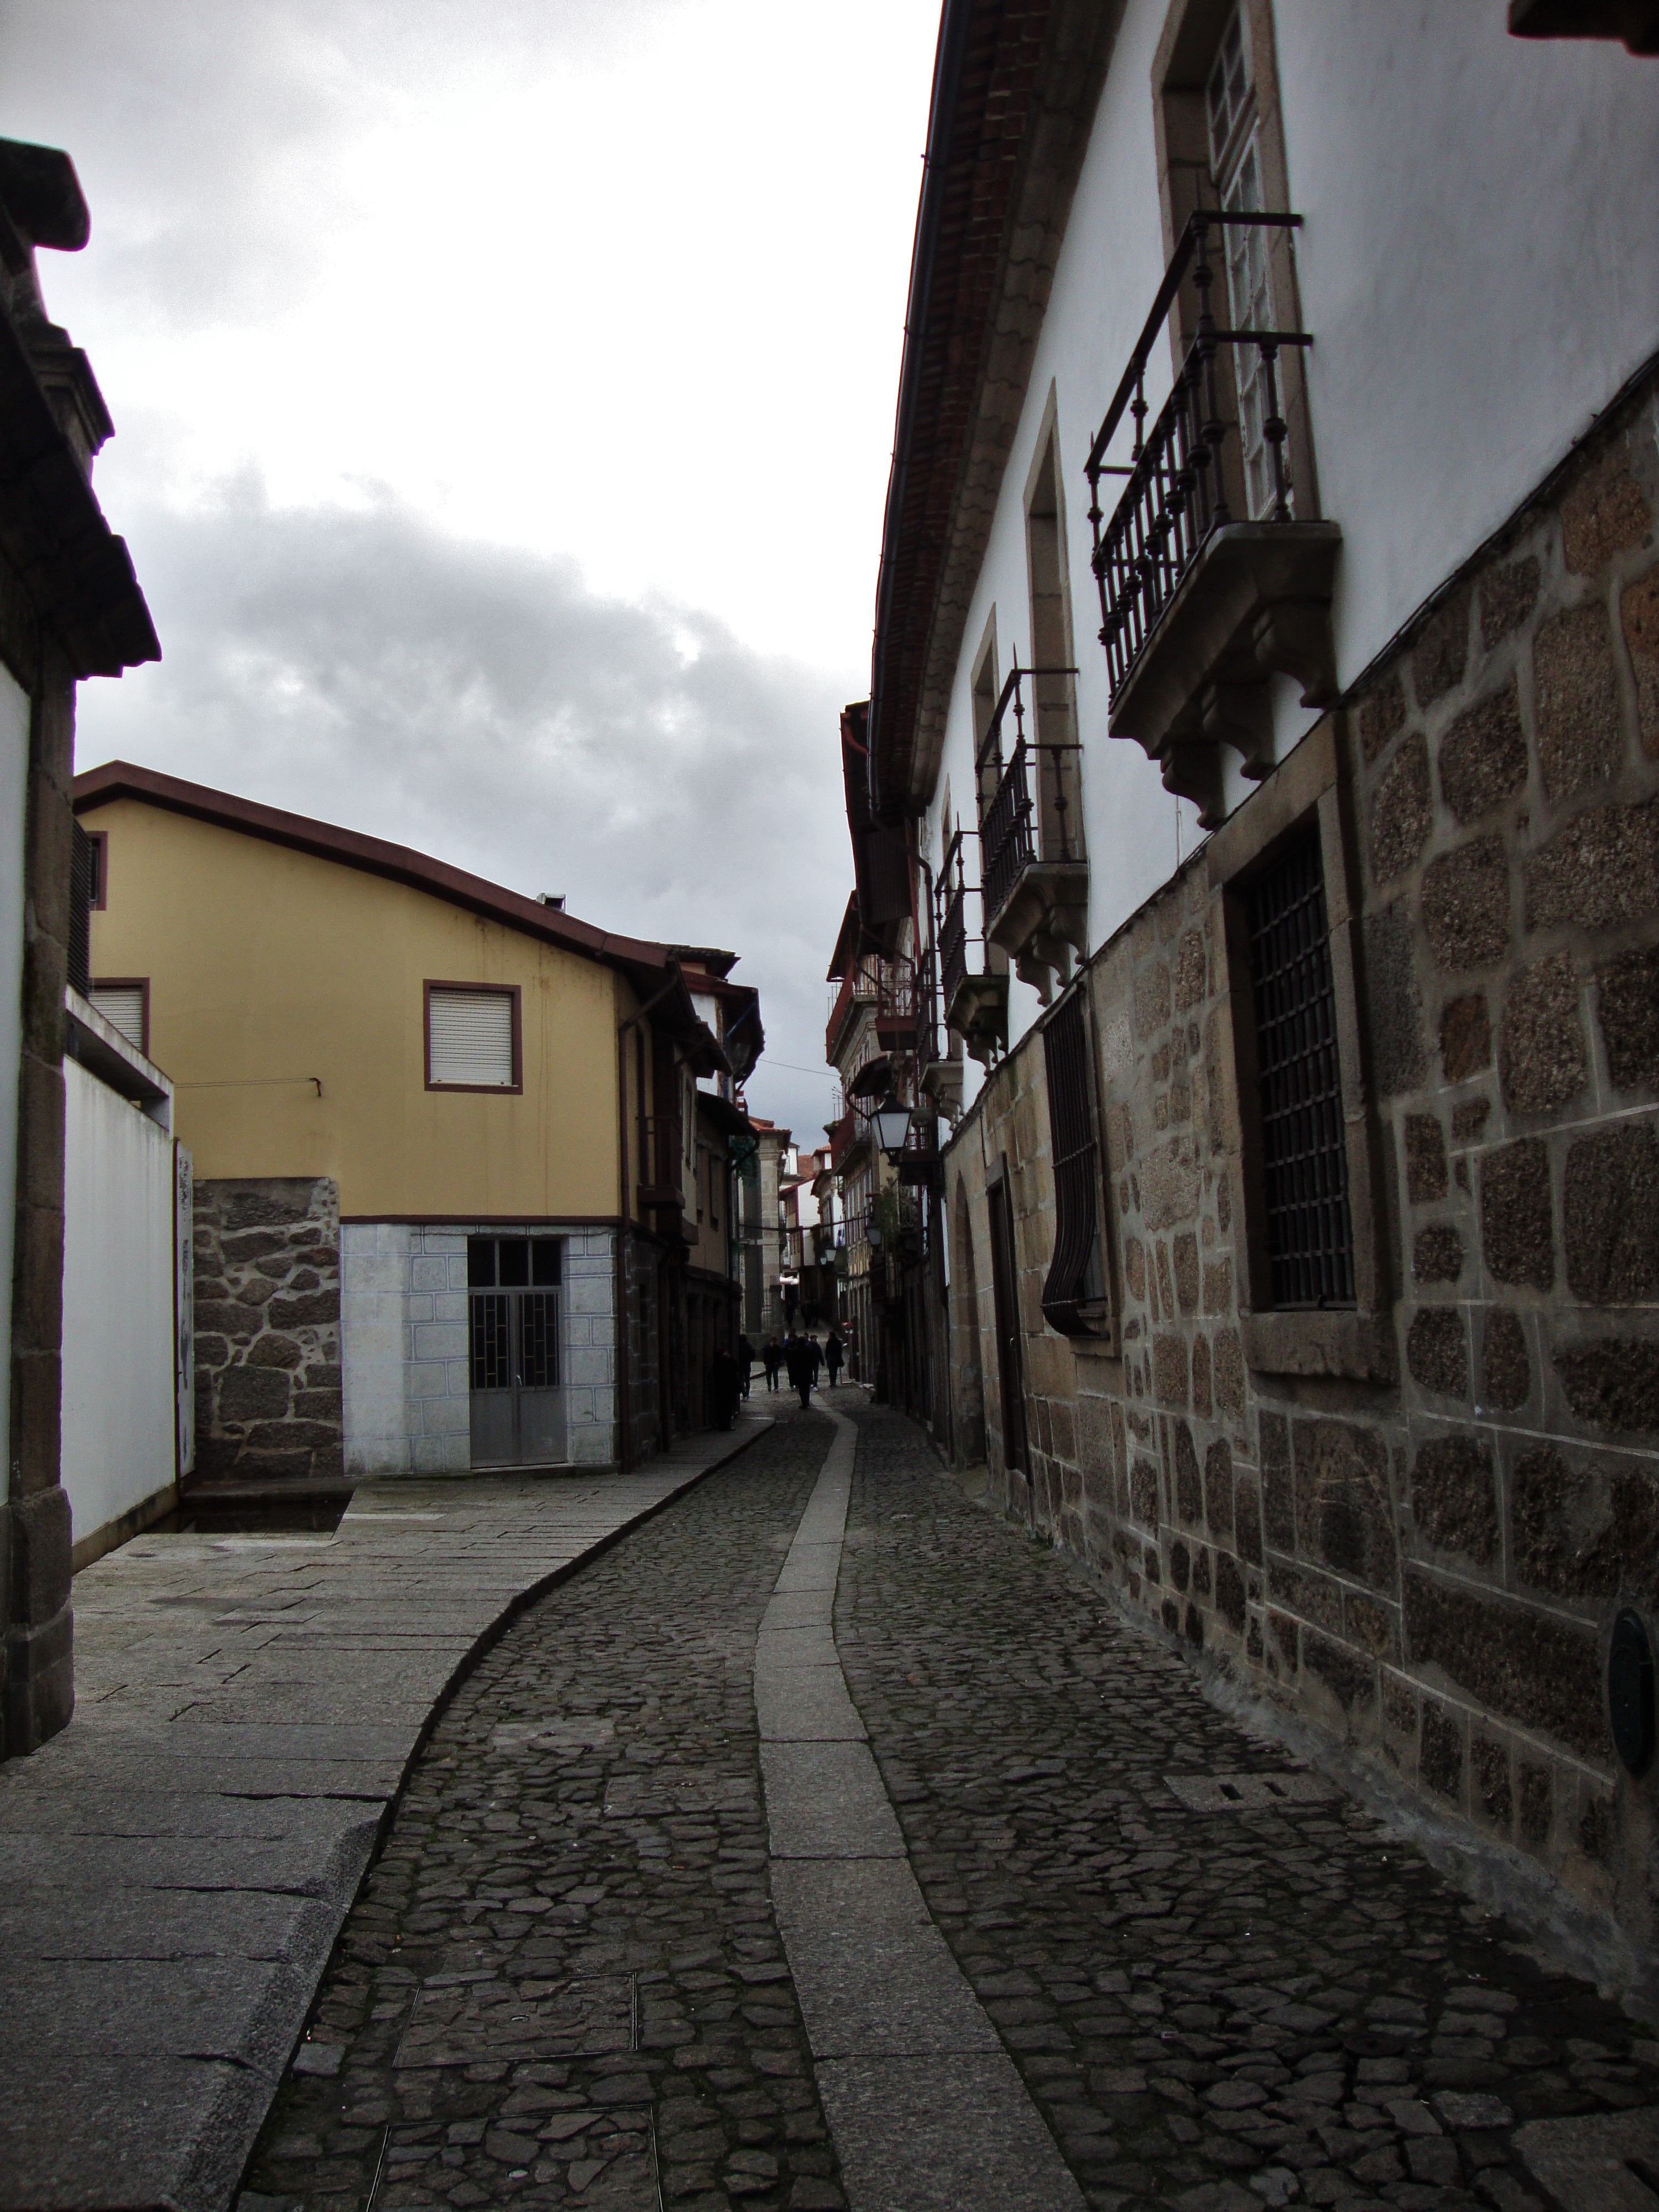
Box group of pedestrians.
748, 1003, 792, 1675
709, 1327, 848, 1427
752, 1326, 848, 1407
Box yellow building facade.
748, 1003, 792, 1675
74, 764, 757, 1481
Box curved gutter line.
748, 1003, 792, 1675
867, 0, 974, 823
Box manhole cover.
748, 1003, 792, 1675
1517, 2107, 1659, 2210
1165, 1771, 1334, 1811
394, 1976, 632, 2068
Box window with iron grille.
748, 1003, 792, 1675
1244, 831, 1354, 1307
1040, 989, 1109, 1336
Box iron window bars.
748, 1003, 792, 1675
467, 1235, 562, 1392
1040, 990, 1108, 1335
1243, 830, 1354, 1308
975, 657, 1082, 924
1084, 208, 1311, 701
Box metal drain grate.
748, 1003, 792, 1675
1165, 1770, 1334, 1811
1517, 2108, 1659, 2210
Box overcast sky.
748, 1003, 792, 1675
0, 0, 940, 1139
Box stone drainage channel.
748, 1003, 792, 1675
755, 1403, 1084, 2212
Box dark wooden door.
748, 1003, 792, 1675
986, 1175, 1028, 1477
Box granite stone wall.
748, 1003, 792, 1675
193, 1177, 343, 1485
945, 371, 1659, 1953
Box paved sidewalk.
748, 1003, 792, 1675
0, 1417, 771, 2212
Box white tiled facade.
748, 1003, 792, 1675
341, 1223, 617, 1476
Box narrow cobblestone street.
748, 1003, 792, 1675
243, 1400, 1658, 2212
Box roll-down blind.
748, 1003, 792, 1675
90, 983, 145, 1052
428, 987, 515, 1088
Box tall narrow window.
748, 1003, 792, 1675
1040, 990, 1108, 1335
1206, 8, 1281, 519
1243, 831, 1353, 1307
1024, 424, 1083, 870
426, 984, 520, 1090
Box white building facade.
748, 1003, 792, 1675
858, 1, 1659, 1966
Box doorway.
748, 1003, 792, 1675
467, 1235, 567, 1468
985, 1171, 1029, 1492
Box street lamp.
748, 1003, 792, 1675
872, 1093, 913, 1163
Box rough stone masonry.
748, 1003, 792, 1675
193, 1176, 344, 1485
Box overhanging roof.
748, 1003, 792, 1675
74, 759, 726, 1064
867, 0, 1120, 817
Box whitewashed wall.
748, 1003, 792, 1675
62, 1058, 180, 1549
0, 666, 27, 1504
926, 1, 1659, 1114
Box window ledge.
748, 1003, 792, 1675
1240, 1308, 1395, 1384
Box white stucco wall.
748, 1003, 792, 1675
341, 1223, 617, 1476
925, 0, 1659, 1113
62, 1057, 180, 1547
0, 664, 26, 1502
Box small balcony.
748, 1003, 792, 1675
938, 828, 1006, 1067
977, 661, 1087, 1000
826, 1106, 868, 1176
1086, 209, 1340, 830
825, 956, 916, 1064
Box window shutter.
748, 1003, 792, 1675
429, 988, 515, 1088
90, 983, 145, 1053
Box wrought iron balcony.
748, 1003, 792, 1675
825, 956, 916, 1064
1085, 208, 1340, 830
977, 660, 1087, 998
937, 828, 1006, 1066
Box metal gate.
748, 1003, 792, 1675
467, 1236, 566, 1468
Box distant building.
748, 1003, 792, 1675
0, 140, 158, 1756
748, 1118, 792, 1338
74, 762, 762, 1487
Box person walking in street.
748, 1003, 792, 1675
824, 1326, 844, 1387
763, 1337, 782, 1391
708, 1345, 739, 1431
735, 1333, 754, 1399
784, 1331, 816, 1412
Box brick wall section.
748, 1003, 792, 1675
946, 375, 1659, 1951
193, 1177, 343, 1485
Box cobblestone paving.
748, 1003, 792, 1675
834, 1405, 1659, 2212
242, 1413, 847, 2212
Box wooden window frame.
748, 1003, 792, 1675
90, 976, 150, 1058
86, 830, 108, 910
424, 980, 523, 1095
1207, 721, 1392, 1382
1150, 0, 1321, 523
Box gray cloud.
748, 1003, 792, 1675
78, 486, 848, 1140
0, 0, 698, 328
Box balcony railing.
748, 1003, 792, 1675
937, 827, 1008, 1065
1084, 209, 1312, 700
976, 660, 1082, 927
826, 956, 916, 1063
